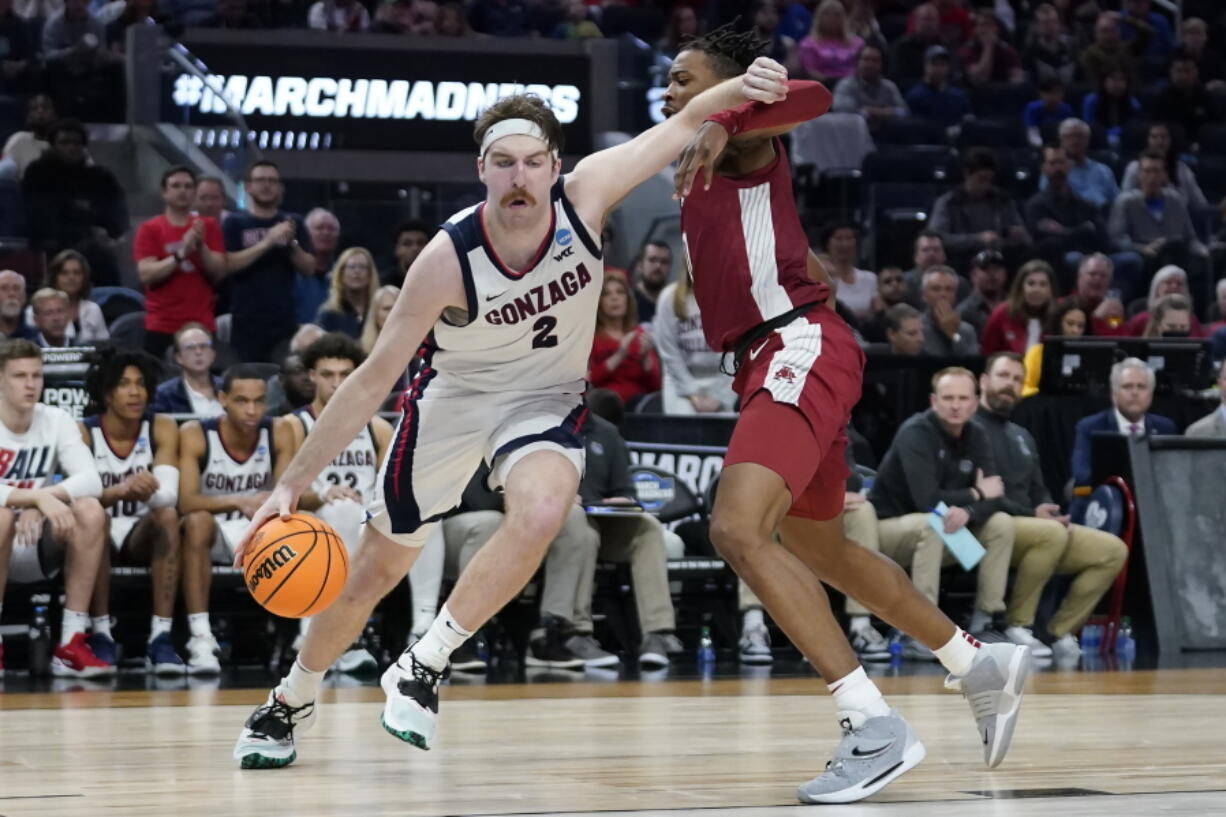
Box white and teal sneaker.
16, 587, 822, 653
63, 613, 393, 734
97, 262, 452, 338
233, 690, 317, 769
379, 648, 447, 750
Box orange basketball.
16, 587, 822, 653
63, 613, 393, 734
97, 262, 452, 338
243, 513, 349, 618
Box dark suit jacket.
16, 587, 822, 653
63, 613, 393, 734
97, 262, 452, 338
151, 375, 223, 414
1069, 408, 1176, 518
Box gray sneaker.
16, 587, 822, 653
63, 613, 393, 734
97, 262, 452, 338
900, 636, 937, 661
796, 709, 926, 804
639, 632, 682, 668
738, 625, 773, 665
565, 634, 620, 668
947, 642, 1032, 768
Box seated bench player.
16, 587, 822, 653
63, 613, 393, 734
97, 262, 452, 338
179, 364, 294, 674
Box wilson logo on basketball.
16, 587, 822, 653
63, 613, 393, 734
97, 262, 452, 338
248, 545, 299, 592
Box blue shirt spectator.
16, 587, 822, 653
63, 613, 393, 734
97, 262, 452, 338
1043, 118, 1119, 210
1119, 0, 1174, 57
1023, 99, 1072, 130
905, 45, 970, 128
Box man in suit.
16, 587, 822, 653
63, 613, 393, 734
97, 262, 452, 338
151, 323, 223, 416
1186, 359, 1226, 438
1070, 357, 1177, 518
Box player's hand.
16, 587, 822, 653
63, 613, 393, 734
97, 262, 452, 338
673, 120, 730, 199
14, 507, 43, 547
975, 468, 1004, 500
35, 495, 75, 541
323, 484, 361, 503
943, 506, 970, 534
689, 393, 722, 412
742, 56, 789, 104
232, 485, 298, 568
125, 472, 159, 502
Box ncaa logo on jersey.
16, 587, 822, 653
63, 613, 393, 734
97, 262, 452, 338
555, 228, 573, 247
256, 444, 268, 459
135, 436, 149, 454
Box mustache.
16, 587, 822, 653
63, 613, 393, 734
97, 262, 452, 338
499, 188, 537, 208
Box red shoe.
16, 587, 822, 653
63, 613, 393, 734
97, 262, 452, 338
52, 633, 114, 678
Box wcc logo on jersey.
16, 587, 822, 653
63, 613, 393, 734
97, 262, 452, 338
552, 228, 574, 262
0, 445, 53, 489
484, 262, 594, 327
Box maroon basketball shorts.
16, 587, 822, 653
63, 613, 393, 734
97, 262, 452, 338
723, 304, 865, 522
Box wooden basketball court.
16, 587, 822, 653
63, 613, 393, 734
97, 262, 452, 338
1, 670, 1223, 816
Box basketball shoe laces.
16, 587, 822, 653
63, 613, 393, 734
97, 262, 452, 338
397, 651, 449, 713
247, 697, 314, 741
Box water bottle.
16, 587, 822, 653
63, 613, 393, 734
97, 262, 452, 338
1080, 623, 1100, 651
697, 625, 716, 672
887, 630, 903, 659
1115, 618, 1136, 661
28, 600, 50, 677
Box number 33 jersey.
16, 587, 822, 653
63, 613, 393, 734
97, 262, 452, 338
295, 408, 378, 504
425, 176, 603, 397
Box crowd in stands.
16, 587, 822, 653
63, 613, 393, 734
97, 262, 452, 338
2, 0, 1226, 679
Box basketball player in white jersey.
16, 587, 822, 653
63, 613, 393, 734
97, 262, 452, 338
230, 63, 792, 769
289, 333, 393, 673
179, 364, 294, 674
0, 339, 109, 677
79, 349, 186, 675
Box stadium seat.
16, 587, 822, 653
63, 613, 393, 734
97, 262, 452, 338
970, 83, 1036, 121
1197, 124, 1226, 155
91, 286, 145, 326
872, 118, 949, 147
628, 464, 702, 524
108, 311, 146, 350
862, 146, 957, 183
1194, 156, 1226, 203
0, 178, 24, 237
956, 119, 1028, 149
634, 391, 662, 414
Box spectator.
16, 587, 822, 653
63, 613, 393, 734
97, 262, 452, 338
223, 161, 314, 363
862, 266, 912, 343
1119, 0, 1173, 57
631, 239, 671, 326
974, 352, 1128, 659
360, 284, 398, 355
1023, 77, 1073, 146
1185, 358, 1226, 438
1152, 55, 1223, 151
751, 0, 793, 66
41, 0, 122, 119
1069, 358, 1175, 519
884, 302, 925, 356
980, 259, 1056, 356
563, 412, 684, 669
0, 0, 35, 95
818, 221, 876, 320
0, 94, 54, 180
307, 0, 370, 31
1178, 18, 1226, 93
1045, 118, 1119, 210
1021, 2, 1077, 85
105, 0, 168, 54
958, 10, 1023, 88
552, 0, 600, 39
383, 219, 431, 286
0, 270, 34, 340
1108, 151, 1210, 288
798, 0, 863, 84
466, 0, 540, 37
845, 0, 883, 48
1120, 122, 1208, 208
930, 147, 1031, 262
134, 165, 226, 360
1066, 252, 1128, 336
193, 175, 227, 221
1081, 68, 1142, 139
1080, 11, 1149, 87
905, 0, 971, 47
1140, 293, 1193, 338
435, 0, 471, 36
152, 323, 222, 416
868, 366, 1015, 647
589, 273, 660, 409
31, 250, 108, 342
22, 119, 128, 287
1126, 265, 1203, 335
315, 247, 377, 340
901, 230, 956, 300
1209, 278, 1226, 330
297, 207, 341, 326
1021, 299, 1088, 397
199, 0, 263, 28
265, 351, 313, 416
891, 2, 945, 81
919, 266, 978, 357
831, 43, 908, 129
956, 249, 1008, 337
904, 44, 971, 129
652, 274, 734, 415
30, 288, 72, 348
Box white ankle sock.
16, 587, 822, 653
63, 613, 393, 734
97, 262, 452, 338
934, 628, 981, 677
848, 615, 872, 633
61, 609, 90, 646
149, 616, 173, 641
276, 658, 324, 708
91, 615, 113, 640
827, 666, 891, 720
742, 607, 765, 630
187, 613, 212, 640
410, 604, 471, 672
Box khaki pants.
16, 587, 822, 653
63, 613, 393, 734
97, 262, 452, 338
877, 512, 1015, 614
567, 506, 677, 635
1007, 517, 1128, 637
440, 508, 598, 625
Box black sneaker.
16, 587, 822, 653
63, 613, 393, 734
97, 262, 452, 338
450, 637, 488, 673
233, 690, 317, 769
526, 617, 584, 669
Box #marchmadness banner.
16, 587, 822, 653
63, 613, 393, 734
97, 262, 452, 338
163, 35, 595, 153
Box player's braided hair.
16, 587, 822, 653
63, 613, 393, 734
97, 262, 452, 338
680, 20, 768, 78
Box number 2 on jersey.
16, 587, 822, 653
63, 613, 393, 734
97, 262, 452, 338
531, 315, 558, 349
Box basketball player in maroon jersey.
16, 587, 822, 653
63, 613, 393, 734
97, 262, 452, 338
664, 26, 1031, 803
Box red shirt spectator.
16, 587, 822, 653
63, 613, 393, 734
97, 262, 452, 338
980, 260, 1058, 356
588, 272, 660, 406
907, 0, 972, 46
134, 213, 222, 334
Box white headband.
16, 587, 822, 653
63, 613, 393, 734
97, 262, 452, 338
480, 118, 554, 158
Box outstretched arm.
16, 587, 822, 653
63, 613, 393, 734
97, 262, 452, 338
565, 57, 791, 228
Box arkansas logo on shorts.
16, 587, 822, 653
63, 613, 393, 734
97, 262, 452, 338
773, 366, 798, 383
